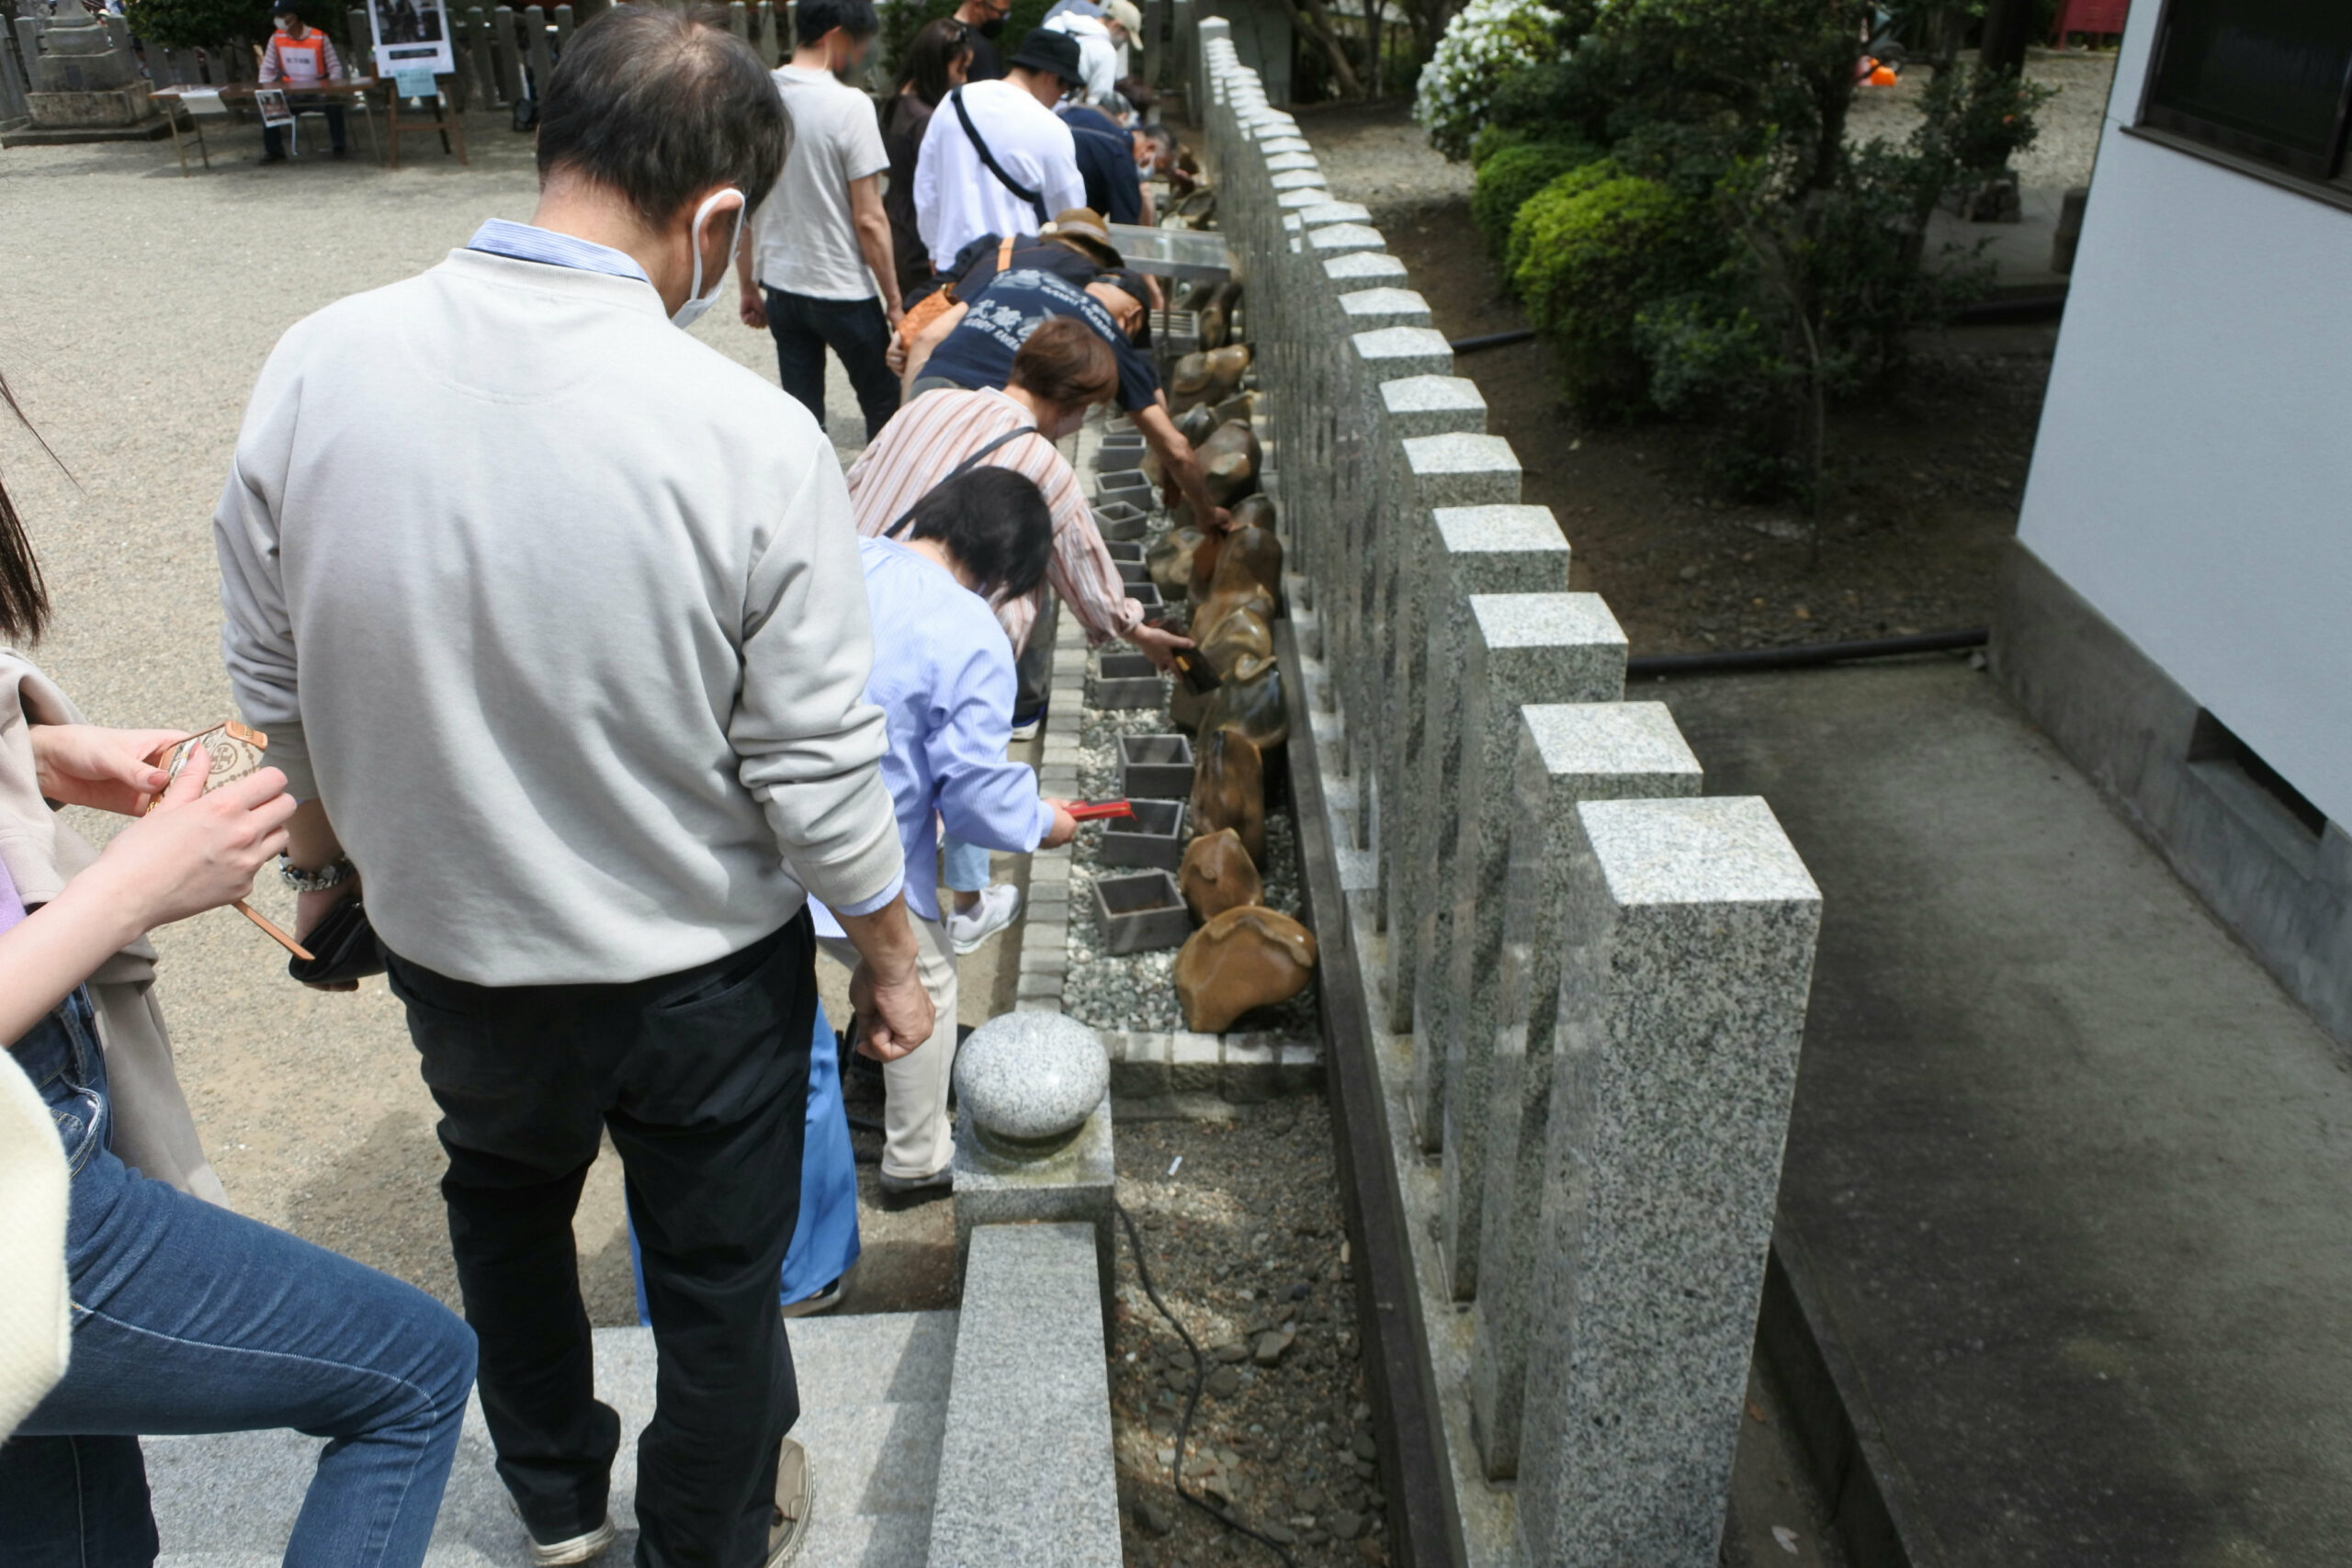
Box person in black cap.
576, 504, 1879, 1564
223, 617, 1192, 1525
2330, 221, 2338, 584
913, 27, 1089, 265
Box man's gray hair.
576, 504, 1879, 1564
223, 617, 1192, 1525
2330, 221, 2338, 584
537, 3, 789, 230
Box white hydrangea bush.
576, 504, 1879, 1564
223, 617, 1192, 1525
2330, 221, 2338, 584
1413, 0, 1571, 161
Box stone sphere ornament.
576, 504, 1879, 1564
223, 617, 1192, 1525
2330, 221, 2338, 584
954, 1011, 1111, 1156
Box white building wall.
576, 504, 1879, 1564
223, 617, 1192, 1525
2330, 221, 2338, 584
2016, 4, 2352, 829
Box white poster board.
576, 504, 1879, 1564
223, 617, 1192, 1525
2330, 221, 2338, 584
368, 0, 454, 78
254, 85, 294, 126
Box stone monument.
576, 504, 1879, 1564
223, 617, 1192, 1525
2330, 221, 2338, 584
14, 0, 164, 139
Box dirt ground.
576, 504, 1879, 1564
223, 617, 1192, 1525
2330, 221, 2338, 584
1294, 68, 2111, 656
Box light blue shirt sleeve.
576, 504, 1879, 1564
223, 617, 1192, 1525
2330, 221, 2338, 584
928, 629, 1057, 856
826, 869, 907, 919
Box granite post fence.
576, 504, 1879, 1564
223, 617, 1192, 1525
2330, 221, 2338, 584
1466, 702, 1704, 1479
1516, 797, 1819, 1567
1193, 28, 1824, 1568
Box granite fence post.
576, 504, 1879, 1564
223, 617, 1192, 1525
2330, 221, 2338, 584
1393, 506, 1572, 1112
1291, 252, 1409, 589
1516, 796, 1820, 1568
1422, 592, 1627, 1290
1370, 430, 1518, 992
1465, 703, 1703, 1479
1329, 376, 1485, 850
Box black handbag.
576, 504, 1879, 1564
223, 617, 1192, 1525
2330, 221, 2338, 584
287, 896, 388, 986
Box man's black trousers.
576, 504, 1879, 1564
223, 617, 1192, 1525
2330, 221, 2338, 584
389, 914, 816, 1568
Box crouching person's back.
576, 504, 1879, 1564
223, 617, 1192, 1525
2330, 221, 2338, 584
212, 6, 937, 1562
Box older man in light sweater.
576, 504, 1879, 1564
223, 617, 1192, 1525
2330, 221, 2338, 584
212, 8, 932, 1566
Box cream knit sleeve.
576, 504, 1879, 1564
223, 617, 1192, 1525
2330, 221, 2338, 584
0, 1046, 70, 1441
733, 454, 907, 917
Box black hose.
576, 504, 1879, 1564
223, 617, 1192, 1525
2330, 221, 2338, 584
1627, 626, 1986, 678
1113, 1199, 1298, 1567
1448, 327, 1536, 355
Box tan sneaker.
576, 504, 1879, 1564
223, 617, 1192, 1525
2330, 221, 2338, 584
526, 1515, 616, 1566
765, 1438, 815, 1567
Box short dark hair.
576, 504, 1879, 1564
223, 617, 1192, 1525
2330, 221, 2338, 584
797, 0, 878, 45
1135, 123, 1175, 163
904, 467, 1054, 604
537, 4, 789, 231
893, 17, 971, 107
0, 373, 51, 646
1010, 314, 1118, 408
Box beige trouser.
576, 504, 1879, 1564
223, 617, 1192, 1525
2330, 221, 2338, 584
820, 915, 959, 1180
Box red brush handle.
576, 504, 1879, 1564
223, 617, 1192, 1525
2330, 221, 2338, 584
1067, 799, 1137, 821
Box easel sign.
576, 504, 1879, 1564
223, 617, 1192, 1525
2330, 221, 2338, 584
254, 85, 294, 129
368, 0, 455, 78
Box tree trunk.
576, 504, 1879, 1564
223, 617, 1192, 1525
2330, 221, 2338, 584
1273, 0, 1365, 97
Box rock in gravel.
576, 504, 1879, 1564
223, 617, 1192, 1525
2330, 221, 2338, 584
1175, 906, 1318, 1033
1189, 728, 1265, 863
1253, 1329, 1295, 1367
1181, 828, 1262, 922
1263, 1522, 1298, 1545
1135, 1499, 1176, 1536
1214, 1340, 1251, 1363
1331, 1509, 1364, 1540
1351, 1432, 1377, 1462
1207, 1366, 1244, 1398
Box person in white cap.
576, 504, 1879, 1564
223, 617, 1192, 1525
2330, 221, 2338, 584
1042, 0, 1140, 109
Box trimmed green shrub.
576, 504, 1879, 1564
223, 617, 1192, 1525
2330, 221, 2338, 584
1470, 141, 1598, 256
1509, 167, 1690, 414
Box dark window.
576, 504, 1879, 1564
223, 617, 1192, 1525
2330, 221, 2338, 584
2141, 0, 2352, 178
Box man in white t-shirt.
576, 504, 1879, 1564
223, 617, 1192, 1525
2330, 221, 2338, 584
736, 0, 903, 438
913, 28, 1090, 270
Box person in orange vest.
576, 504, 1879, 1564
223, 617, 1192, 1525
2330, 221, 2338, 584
257, 1, 348, 162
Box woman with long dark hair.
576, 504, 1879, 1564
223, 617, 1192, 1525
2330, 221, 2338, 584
885, 17, 975, 297
0, 373, 477, 1564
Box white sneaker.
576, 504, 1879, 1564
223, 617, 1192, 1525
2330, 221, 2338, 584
946, 884, 1022, 953
526, 1515, 616, 1566
1009, 714, 1044, 742
766, 1438, 816, 1566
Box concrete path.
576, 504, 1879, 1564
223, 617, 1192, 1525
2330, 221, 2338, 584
1660, 659, 2352, 1566
1, 120, 1004, 1318
147, 1312, 955, 1567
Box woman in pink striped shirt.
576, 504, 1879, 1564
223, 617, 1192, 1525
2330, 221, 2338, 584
845, 317, 1193, 948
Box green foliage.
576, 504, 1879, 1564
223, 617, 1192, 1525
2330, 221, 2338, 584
127, 0, 289, 51
1470, 140, 1598, 256
1507, 167, 1693, 415
1412, 0, 1572, 161
1476, 0, 2048, 501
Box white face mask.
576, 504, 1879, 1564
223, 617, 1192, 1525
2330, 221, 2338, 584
671, 187, 746, 330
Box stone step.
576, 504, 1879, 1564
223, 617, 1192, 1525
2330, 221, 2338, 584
149, 1312, 956, 1568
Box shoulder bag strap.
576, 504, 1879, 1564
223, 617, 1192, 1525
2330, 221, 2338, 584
950, 87, 1051, 226
884, 423, 1044, 537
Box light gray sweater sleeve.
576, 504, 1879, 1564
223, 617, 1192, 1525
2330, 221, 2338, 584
213, 420, 318, 802
734, 456, 907, 915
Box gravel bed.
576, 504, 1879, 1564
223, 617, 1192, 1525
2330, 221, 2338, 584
1064, 660, 1319, 1038
1110, 1100, 1388, 1566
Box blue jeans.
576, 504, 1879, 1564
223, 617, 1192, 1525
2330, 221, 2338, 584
763, 286, 900, 441
0, 991, 477, 1568
941, 833, 993, 897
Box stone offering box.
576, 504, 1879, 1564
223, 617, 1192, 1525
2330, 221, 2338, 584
1104, 540, 1146, 564
1093, 433, 1148, 471
1096, 470, 1152, 505
1115, 559, 1153, 589
1093, 653, 1165, 709
1118, 733, 1194, 798
1128, 581, 1165, 612
1093, 502, 1148, 542
1099, 798, 1187, 872
1093, 870, 1192, 954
